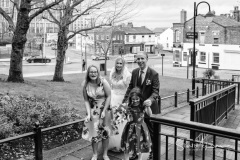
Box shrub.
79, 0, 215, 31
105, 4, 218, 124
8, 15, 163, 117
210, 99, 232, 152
0, 93, 83, 159
203, 69, 215, 79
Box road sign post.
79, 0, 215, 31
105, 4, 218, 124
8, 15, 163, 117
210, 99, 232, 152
161, 53, 165, 76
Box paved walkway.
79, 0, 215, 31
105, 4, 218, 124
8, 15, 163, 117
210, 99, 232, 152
43, 103, 240, 160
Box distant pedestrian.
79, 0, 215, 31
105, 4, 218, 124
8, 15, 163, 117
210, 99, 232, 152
82, 59, 86, 71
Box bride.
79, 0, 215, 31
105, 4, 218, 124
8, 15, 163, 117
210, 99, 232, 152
109, 57, 131, 152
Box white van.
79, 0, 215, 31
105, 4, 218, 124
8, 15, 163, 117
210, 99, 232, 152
123, 54, 137, 63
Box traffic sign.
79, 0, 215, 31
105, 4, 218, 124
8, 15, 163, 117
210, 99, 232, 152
161, 54, 165, 56
186, 32, 198, 39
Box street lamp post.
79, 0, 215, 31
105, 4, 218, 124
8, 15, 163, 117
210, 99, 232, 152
192, 1, 212, 94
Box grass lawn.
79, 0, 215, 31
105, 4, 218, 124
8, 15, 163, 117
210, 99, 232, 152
0, 72, 200, 117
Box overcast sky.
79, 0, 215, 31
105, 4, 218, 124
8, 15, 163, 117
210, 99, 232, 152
127, 0, 239, 29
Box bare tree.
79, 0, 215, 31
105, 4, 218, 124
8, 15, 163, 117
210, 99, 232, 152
44, 0, 136, 81
0, 0, 63, 82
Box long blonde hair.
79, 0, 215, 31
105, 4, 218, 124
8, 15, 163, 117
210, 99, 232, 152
110, 57, 131, 82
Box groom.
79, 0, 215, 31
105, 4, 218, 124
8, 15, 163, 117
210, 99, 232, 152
122, 51, 160, 160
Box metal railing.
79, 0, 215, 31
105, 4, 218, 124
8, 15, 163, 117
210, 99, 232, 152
160, 86, 206, 111
0, 119, 84, 160
150, 115, 240, 160
201, 79, 240, 104
190, 84, 236, 142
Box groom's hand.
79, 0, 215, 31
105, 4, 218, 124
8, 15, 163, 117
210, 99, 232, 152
143, 99, 152, 108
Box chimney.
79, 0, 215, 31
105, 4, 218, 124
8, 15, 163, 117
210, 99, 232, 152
180, 9, 187, 23
127, 22, 133, 28
233, 6, 240, 22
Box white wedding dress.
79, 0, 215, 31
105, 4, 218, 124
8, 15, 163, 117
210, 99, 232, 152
108, 67, 131, 152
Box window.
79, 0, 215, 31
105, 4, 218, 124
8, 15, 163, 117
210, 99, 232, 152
140, 44, 144, 51
126, 35, 129, 42
183, 52, 188, 61
133, 35, 136, 42
200, 32, 205, 45
213, 38, 219, 44
175, 30, 180, 42
213, 53, 219, 63
200, 52, 206, 62
106, 35, 109, 40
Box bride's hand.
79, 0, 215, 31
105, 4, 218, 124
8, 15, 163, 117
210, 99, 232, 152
101, 110, 105, 119
120, 103, 127, 109
85, 114, 91, 122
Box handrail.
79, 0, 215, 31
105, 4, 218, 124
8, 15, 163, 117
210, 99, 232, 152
0, 132, 35, 144
42, 119, 84, 132
190, 84, 236, 103
150, 115, 240, 140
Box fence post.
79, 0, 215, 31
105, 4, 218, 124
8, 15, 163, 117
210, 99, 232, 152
152, 121, 161, 160
238, 84, 240, 105
175, 92, 178, 107
213, 96, 217, 125
202, 79, 205, 96
34, 122, 43, 160
204, 85, 207, 96
187, 89, 190, 102
190, 101, 196, 156
196, 87, 199, 98
226, 90, 229, 119
158, 96, 161, 114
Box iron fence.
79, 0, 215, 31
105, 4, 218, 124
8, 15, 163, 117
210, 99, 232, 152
0, 119, 84, 160
151, 115, 240, 160
190, 84, 236, 143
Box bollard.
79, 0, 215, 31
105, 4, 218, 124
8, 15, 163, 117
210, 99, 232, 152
34, 122, 43, 160
175, 92, 178, 107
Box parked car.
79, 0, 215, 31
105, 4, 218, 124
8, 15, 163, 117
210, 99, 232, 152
26, 56, 51, 63
123, 53, 137, 63
91, 55, 110, 60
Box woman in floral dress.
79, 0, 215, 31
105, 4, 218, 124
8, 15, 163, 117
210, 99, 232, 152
108, 57, 131, 152
121, 87, 152, 160
82, 65, 112, 160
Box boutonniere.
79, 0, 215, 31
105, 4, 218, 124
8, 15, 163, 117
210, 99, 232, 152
146, 79, 151, 85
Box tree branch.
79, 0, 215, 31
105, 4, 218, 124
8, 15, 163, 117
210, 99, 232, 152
66, 0, 106, 26
9, 0, 19, 11
29, 0, 63, 22
67, 23, 110, 41
0, 7, 15, 32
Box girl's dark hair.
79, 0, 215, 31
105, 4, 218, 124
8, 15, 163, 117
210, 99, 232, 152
128, 87, 144, 109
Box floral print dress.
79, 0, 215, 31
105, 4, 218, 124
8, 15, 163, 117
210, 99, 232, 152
121, 105, 152, 155
82, 78, 113, 143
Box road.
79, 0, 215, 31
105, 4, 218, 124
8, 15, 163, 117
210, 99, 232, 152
0, 46, 239, 80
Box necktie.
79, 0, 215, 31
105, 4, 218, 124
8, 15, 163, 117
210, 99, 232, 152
137, 70, 144, 87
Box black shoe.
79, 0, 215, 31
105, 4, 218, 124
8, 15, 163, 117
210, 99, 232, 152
147, 151, 153, 160
129, 153, 138, 160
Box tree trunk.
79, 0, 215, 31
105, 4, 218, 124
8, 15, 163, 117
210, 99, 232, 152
52, 27, 68, 82
7, 3, 30, 82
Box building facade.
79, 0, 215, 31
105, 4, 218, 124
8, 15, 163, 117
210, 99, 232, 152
173, 9, 240, 70
121, 22, 155, 54
159, 28, 173, 51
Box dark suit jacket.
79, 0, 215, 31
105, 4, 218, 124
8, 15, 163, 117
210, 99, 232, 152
122, 67, 160, 114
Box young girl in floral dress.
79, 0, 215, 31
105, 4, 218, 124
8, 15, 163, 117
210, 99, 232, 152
121, 87, 152, 160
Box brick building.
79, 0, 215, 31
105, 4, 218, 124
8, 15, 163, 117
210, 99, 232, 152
173, 9, 240, 70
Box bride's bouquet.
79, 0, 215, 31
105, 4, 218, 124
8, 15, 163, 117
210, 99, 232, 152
112, 105, 127, 134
